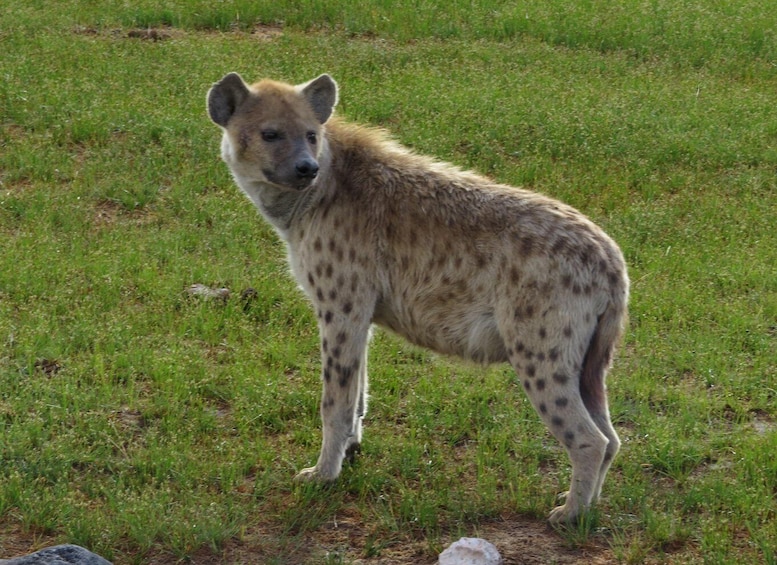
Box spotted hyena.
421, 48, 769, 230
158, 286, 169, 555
207, 73, 629, 523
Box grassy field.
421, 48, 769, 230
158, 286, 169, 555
1, 1, 776, 563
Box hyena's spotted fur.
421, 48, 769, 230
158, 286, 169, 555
207, 73, 629, 523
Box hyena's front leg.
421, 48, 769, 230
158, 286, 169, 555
346, 342, 369, 461
295, 310, 372, 482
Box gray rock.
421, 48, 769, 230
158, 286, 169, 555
0, 545, 112, 565
439, 537, 503, 565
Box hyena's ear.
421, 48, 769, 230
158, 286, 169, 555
299, 74, 339, 124
207, 73, 250, 127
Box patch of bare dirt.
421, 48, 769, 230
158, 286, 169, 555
72, 25, 183, 42
0, 524, 58, 562
146, 515, 617, 565
751, 409, 775, 435
252, 24, 283, 42
127, 28, 172, 42
92, 199, 155, 228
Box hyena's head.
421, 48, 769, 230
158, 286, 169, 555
207, 73, 338, 191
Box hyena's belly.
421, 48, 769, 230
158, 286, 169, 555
372, 291, 509, 364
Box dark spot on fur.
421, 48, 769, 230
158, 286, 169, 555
314, 238, 322, 252
524, 381, 531, 391
549, 347, 559, 361
525, 304, 535, 318
536, 379, 546, 391
510, 266, 521, 284
551, 236, 569, 255
561, 274, 572, 288
536, 352, 546, 362
572, 284, 582, 295
523, 349, 534, 361
325, 264, 333, 279
563, 326, 572, 338
327, 356, 334, 368
539, 327, 547, 339
519, 236, 534, 257
515, 341, 525, 353
608, 271, 619, 285
526, 364, 536, 378
336, 331, 347, 344
315, 264, 323, 278
324, 311, 333, 324
555, 397, 569, 408
552, 416, 564, 428
454, 256, 463, 269
476, 254, 488, 268
553, 372, 570, 385
316, 288, 325, 302
350, 273, 359, 292
349, 247, 357, 262
343, 302, 353, 315
322, 338, 328, 352
539, 403, 547, 414
322, 395, 334, 409
579, 245, 594, 266
328, 239, 336, 253
578, 443, 592, 450
323, 367, 332, 382
308, 272, 315, 286
329, 289, 337, 301
564, 431, 575, 447
338, 365, 353, 388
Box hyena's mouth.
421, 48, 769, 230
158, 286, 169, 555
262, 170, 317, 191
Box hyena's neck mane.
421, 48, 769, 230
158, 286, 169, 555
325, 117, 445, 179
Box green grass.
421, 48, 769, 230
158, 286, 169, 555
1, 1, 776, 563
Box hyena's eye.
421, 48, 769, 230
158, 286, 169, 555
261, 130, 280, 142
306, 132, 317, 144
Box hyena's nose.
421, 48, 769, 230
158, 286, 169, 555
296, 158, 319, 179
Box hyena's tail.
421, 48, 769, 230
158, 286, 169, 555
580, 291, 628, 416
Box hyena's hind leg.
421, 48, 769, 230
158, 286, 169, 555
501, 315, 609, 523
580, 303, 625, 501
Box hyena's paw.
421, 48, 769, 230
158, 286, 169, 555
548, 504, 578, 524
293, 466, 338, 483
547, 492, 583, 524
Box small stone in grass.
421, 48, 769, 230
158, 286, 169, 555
438, 537, 503, 565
